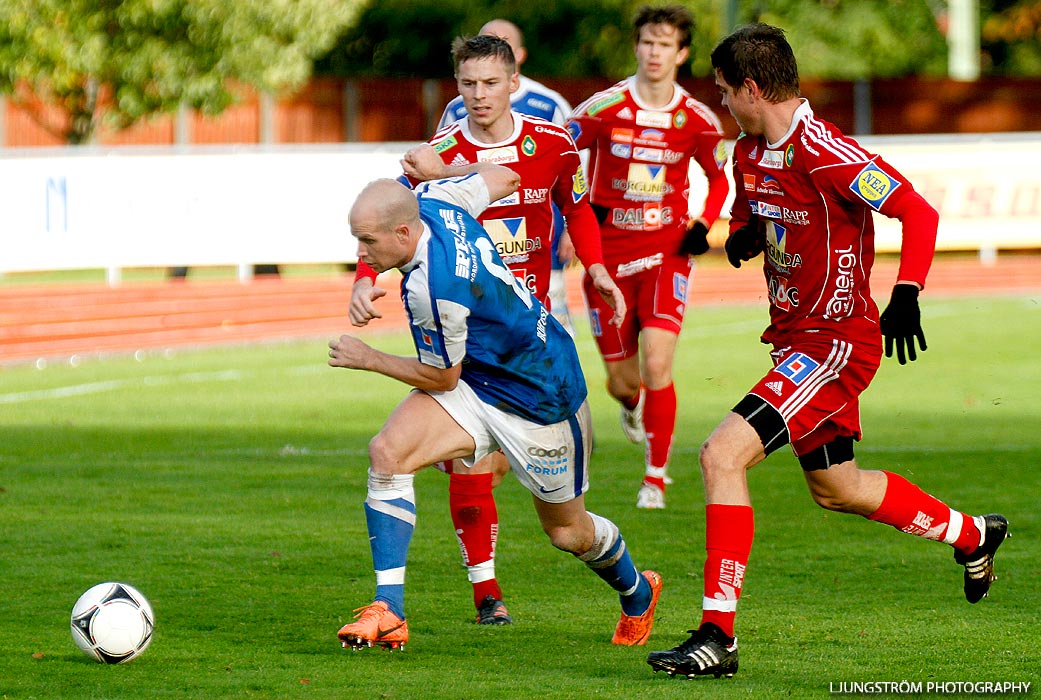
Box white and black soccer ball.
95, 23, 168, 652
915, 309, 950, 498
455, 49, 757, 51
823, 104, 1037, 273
70, 582, 154, 664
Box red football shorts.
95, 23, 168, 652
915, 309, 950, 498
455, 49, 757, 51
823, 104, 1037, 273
748, 335, 882, 456
582, 253, 693, 361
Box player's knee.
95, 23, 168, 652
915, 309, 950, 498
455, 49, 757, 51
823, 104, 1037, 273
605, 374, 640, 402
698, 437, 740, 480
641, 354, 672, 386
801, 436, 860, 511
809, 485, 859, 513
367, 431, 403, 471
542, 522, 582, 554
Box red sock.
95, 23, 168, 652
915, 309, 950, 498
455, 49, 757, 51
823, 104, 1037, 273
642, 384, 677, 488
868, 471, 982, 554
701, 504, 754, 639
448, 472, 502, 606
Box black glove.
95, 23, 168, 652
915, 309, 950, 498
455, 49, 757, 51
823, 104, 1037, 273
680, 220, 710, 256
879, 284, 927, 365
723, 214, 765, 268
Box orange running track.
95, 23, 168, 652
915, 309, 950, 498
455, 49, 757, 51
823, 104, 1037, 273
2, 254, 1039, 367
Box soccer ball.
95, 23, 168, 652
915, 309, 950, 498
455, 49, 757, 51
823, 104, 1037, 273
70, 582, 154, 664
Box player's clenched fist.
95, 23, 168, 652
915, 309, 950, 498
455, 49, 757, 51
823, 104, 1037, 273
349, 277, 387, 327
328, 334, 374, 370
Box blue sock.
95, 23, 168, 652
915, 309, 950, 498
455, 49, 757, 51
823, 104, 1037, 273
364, 470, 416, 620
579, 512, 650, 616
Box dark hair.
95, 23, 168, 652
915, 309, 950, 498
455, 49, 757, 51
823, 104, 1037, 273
451, 34, 516, 74
632, 4, 694, 49
711, 23, 799, 102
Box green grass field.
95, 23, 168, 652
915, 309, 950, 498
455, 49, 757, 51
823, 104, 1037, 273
2, 295, 1038, 699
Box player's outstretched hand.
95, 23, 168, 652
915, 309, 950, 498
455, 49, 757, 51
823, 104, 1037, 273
587, 263, 626, 328
880, 283, 926, 365
680, 219, 711, 256
724, 214, 765, 268
349, 277, 387, 327
328, 334, 374, 370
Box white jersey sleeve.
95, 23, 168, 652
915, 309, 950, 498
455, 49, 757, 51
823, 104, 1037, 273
413, 173, 492, 219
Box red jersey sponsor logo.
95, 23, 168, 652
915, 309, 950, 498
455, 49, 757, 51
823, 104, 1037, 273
850, 164, 901, 210
622, 163, 667, 201
823, 245, 858, 320
611, 204, 674, 230
759, 150, 784, 169
611, 128, 634, 144
768, 273, 799, 311
636, 110, 671, 128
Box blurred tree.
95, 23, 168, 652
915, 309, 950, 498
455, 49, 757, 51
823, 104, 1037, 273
0, 0, 360, 144
750, 0, 949, 78
316, 0, 723, 80
981, 0, 1041, 75
315, 0, 470, 77
317, 0, 962, 81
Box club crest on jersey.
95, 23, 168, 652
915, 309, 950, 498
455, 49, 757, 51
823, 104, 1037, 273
775, 352, 819, 384
850, 164, 901, 210
521, 135, 536, 157
623, 163, 666, 201
785, 144, 795, 167
673, 109, 687, 128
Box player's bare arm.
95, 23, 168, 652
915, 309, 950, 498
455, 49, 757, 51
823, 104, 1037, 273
348, 277, 387, 327
401, 144, 521, 203
328, 334, 462, 392
586, 263, 627, 327
556, 230, 575, 265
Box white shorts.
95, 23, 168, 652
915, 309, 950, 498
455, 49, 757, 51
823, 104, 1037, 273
426, 380, 592, 504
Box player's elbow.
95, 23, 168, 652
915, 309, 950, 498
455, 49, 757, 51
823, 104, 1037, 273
430, 376, 459, 392
427, 366, 461, 392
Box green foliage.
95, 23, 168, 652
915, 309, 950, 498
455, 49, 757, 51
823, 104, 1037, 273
0, 0, 360, 143
318, 0, 725, 80
0, 294, 1038, 698
750, 0, 949, 78
981, 0, 1041, 75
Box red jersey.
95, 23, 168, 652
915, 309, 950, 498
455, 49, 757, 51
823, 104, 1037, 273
566, 77, 730, 266
730, 101, 937, 348
415, 113, 599, 304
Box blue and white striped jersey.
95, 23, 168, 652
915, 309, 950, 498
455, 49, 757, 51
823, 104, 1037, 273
401, 175, 586, 425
